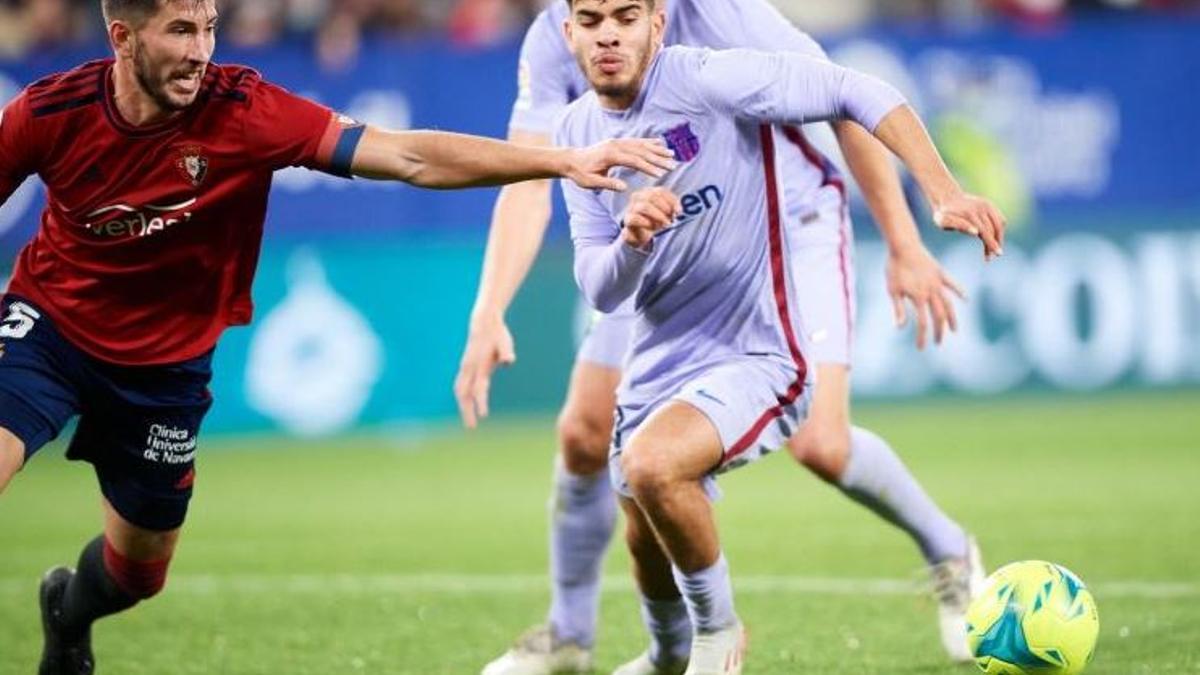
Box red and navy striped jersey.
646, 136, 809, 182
0, 59, 361, 365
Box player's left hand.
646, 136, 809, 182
565, 139, 678, 191
887, 244, 966, 350
932, 191, 1007, 261
454, 311, 517, 429
622, 187, 682, 249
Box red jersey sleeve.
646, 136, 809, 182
241, 73, 365, 177
0, 91, 39, 203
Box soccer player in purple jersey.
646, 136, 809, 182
552, 1, 1004, 672
464, 1, 1000, 673
0, 2, 674, 673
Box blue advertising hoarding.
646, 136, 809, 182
3, 18, 1198, 245
2, 18, 1198, 435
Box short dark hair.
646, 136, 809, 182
102, 0, 160, 25
102, 0, 208, 26
564, 0, 657, 8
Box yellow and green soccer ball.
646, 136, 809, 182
966, 561, 1100, 674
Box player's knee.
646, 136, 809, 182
103, 537, 173, 600
788, 423, 850, 483
556, 411, 611, 476
621, 442, 674, 501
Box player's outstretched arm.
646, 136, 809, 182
455, 130, 556, 429
870, 106, 1006, 260
694, 48, 1005, 262
349, 126, 675, 190
833, 122, 965, 350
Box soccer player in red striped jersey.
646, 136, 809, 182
0, 2, 675, 673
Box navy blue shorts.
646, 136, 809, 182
0, 294, 213, 531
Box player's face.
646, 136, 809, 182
129, 1, 218, 112
565, 0, 665, 108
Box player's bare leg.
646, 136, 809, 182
621, 401, 745, 675
556, 360, 620, 476
785, 363, 983, 661
622, 402, 722, 570
785, 363, 852, 482
0, 427, 25, 494
39, 498, 180, 675
482, 361, 620, 675
101, 497, 181, 563
613, 497, 689, 675
620, 497, 679, 606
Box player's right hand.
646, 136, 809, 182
887, 244, 966, 350
454, 311, 517, 429
933, 191, 1007, 261
622, 187, 682, 249
566, 138, 678, 191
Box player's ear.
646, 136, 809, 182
108, 20, 136, 60
651, 4, 666, 45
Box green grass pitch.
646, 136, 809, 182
1, 391, 1197, 674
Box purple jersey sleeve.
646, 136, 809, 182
574, 237, 654, 312
669, 0, 828, 59
693, 48, 906, 131
508, 6, 577, 136
556, 111, 651, 311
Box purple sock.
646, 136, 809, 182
547, 463, 616, 646
839, 426, 968, 563
671, 554, 738, 634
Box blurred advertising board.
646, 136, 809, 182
2, 18, 1197, 434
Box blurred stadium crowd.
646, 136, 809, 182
2, 0, 1197, 63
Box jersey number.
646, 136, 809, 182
0, 302, 40, 339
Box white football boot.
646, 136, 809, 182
681, 623, 745, 675
611, 651, 688, 675
480, 624, 592, 675
929, 536, 987, 662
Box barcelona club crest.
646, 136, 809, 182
176, 146, 209, 187
662, 122, 701, 162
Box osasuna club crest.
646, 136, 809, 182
176, 146, 208, 187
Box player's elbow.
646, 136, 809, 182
573, 264, 619, 312
573, 240, 640, 311
596, 299, 622, 313
360, 129, 447, 187
581, 283, 627, 314
394, 154, 486, 190
591, 291, 627, 314
349, 133, 432, 185
392, 151, 434, 186
839, 72, 908, 133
